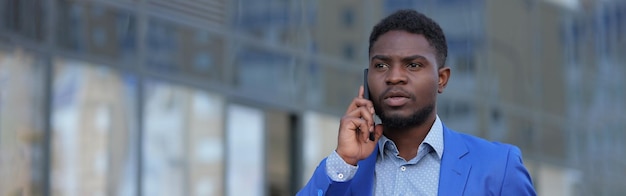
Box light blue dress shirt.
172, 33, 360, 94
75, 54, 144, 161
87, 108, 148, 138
326, 115, 444, 196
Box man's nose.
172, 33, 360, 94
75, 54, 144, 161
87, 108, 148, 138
385, 65, 408, 85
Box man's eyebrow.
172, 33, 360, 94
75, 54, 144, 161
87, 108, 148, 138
370, 55, 427, 62
370, 55, 391, 61
402, 55, 427, 62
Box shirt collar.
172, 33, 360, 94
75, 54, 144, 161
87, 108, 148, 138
377, 115, 445, 160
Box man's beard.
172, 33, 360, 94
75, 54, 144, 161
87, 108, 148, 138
375, 104, 434, 131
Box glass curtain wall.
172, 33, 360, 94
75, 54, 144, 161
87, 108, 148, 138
0, 49, 46, 196
1, 0, 625, 195
51, 58, 137, 196
142, 80, 225, 196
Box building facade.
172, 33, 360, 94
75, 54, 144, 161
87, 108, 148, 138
0, 0, 624, 195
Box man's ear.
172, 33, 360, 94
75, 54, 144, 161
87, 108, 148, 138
437, 66, 451, 94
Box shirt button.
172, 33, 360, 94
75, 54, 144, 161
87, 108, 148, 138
338, 173, 344, 179
400, 166, 406, 171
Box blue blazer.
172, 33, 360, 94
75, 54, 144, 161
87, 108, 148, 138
297, 125, 536, 196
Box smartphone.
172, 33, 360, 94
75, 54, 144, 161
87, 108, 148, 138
363, 68, 375, 141
363, 69, 370, 100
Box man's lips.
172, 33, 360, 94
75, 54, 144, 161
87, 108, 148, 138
384, 97, 409, 107
382, 90, 411, 107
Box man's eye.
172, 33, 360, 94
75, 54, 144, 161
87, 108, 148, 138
374, 63, 388, 69
407, 63, 422, 69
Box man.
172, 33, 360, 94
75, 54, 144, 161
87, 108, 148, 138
298, 9, 536, 196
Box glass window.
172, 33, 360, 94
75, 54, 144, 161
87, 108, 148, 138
225, 104, 264, 196
318, 64, 360, 111
438, 99, 479, 136
232, 0, 315, 45
264, 110, 292, 196
301, 111, 339, 186
145, 17, 224, 82
342, 8, 354, 27
0, 49, 46, 196
342, 43, 354, 60
1, 0, 46, 42
313, 1, 366, 60
51, 58, 137, 196
55, 0, 137, 63
234, 45, 299, 103
142, 80, 224, 196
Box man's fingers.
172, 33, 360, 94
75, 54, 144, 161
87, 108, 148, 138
358, 85, 364, 98
346, 86, 374, 114
346, 97, 375, 114
345, 106, 374, 131
356, 120, 370, 142
345, 117, 368, 140
341, 116, 374, 143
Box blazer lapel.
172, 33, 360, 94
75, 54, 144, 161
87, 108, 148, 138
438, 126, 471, 195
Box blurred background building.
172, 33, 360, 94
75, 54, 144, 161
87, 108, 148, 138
0, 0, 624, 195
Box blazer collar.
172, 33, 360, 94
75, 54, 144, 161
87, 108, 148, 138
438, 124, 471, 195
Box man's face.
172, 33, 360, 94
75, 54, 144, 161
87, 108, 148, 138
368, 30, 448, 129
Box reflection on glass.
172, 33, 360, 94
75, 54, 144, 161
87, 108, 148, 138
226, 104, 264, 196
301, 111, 339, 187
235, 46, 298, 103
0, 49, 45, 196
145, 18, 223, 81
55, 0, 137, 62
51, 59, 137, 196
264, 110, 291, 196
320, 65, 360, 110
142, 80, 224, 196
2, 0, 45, 41
232, 0, 315, 45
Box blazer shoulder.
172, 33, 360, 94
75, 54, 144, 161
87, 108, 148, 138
444, 128, 536, 195
448, 128, 530, 180
448, 129, 522, 162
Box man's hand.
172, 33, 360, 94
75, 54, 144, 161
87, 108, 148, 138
336, 86, 384, 166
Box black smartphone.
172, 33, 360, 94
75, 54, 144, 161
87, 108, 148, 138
363, 68, 370, 100
363, 68, 375, 141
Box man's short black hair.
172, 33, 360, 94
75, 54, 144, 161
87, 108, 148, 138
369, 9, 448, 68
